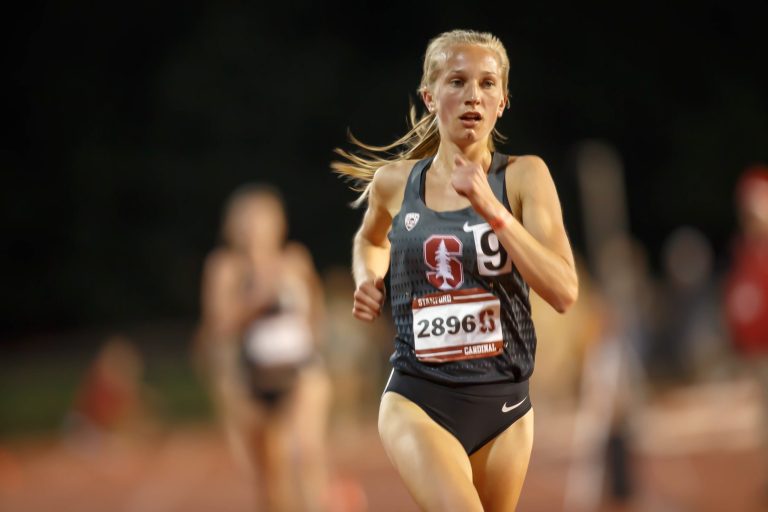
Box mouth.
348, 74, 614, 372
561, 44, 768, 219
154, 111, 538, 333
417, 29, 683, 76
459, 112, 482, 121
459, 112, 482, 127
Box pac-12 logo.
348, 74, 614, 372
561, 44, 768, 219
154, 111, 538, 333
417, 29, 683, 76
404, 212, 420, 231
463, 222, 512, 275
423, 235, 464, 290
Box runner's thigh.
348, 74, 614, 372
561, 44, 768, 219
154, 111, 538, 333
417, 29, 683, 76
378, 391, 483, 512
470, 408, 534, 512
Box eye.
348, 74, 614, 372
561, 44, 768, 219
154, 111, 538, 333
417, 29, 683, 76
482, 80, 496, 88
449, 78, 464, 87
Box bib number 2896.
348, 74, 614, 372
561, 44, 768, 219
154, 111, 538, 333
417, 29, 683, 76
412, 287, 504, 363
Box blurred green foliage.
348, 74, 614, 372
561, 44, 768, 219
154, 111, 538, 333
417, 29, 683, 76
0, 344, 212, 438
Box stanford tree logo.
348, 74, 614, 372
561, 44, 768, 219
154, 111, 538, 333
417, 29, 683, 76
423, 235, 464, 290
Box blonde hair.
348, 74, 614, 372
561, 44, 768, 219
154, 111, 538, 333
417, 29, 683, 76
332, 29, 510, 206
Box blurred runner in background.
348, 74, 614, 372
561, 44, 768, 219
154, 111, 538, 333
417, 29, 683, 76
195, 184, 333, 511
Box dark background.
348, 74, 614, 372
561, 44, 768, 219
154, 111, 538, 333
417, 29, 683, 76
3, 0, 767, 341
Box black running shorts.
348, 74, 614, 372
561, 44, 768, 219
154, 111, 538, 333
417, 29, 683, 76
384, 369, 531, 455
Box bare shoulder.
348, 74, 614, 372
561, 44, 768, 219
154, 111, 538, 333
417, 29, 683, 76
506, 154, 557, 195
371, 159, 416, 197
203, 248, 242, 283
284, 241, 317, 274
507, 155, 550, 180
370, 159, 418, 214
503, 155, 551, 209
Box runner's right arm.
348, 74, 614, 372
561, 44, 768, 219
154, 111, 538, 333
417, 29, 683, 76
352, 162, 410, 322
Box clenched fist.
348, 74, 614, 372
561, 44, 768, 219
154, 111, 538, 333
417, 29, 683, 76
451, 155, 495, 215
353, 277, 386, 322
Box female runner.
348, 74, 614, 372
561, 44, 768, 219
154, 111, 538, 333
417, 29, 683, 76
333, 29, 578, 511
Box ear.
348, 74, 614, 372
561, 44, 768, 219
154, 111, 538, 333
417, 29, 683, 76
422, 89, 435, 114
497, 95, 508, 118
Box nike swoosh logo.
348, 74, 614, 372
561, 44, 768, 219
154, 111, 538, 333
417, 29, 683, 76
501, 397, 528, 413
463, 221, 489, 232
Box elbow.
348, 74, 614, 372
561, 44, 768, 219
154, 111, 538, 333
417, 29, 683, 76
353, 226, 375, 247
552, 278, 579, 314
554, 292, 577, 314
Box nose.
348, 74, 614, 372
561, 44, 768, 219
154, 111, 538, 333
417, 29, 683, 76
465, 82, 480, 105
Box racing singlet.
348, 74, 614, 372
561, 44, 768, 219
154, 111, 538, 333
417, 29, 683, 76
387, 152, 536, 384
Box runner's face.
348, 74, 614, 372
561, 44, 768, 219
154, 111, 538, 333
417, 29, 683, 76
231, 197, 285, 252
741, 180, 768, 234
425, 45, 506, 147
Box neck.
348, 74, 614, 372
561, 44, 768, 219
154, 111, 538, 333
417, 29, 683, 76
432, 139, 493, 176
245, 245, 281, 266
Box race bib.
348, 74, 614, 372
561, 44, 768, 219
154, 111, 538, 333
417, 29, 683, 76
412, 287, 504, 363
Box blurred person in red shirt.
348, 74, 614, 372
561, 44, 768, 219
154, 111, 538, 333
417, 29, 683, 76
65, 336, 147, 447
724, 164, 768, 495
74, 336, 144, 433
725, 166, 768, 355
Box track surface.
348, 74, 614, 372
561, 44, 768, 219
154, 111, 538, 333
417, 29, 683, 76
1, 398, 766, 512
